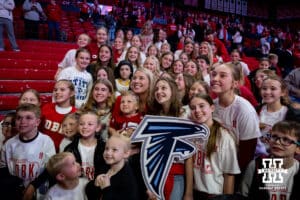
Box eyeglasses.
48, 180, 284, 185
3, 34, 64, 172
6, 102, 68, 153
2, 122, 14, 128
268, 134, 300, 146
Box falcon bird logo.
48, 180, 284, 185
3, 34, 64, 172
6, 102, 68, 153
131, 115, 209, 200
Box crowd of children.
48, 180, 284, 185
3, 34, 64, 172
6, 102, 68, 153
1, 1, 300, 200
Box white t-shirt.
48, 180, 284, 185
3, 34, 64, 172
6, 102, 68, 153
57, 66, 93, 109
240, 158, 299, 200
203, 74, 210, 86
174, 49, 183, 60
213, 95, 261, 142
58, 49, 77, 69
240, 61, 250, 76
259, 105, 288, 133
193, 127, 240, 194
59, 138, 72, 153
78, 141, 96, 180
0, 132, 56, 187
181, 105, 191, 120
44, 178, 88, 200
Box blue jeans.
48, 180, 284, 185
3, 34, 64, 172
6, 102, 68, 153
0, 17, 19, 49
48, 21, 60, 40
169, 175, 184, 200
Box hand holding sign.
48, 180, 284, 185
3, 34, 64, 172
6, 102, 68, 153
131, 115, 210, 200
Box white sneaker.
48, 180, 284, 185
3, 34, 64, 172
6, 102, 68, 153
13, 48, 20, 52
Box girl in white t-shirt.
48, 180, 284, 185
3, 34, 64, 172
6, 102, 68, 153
57, 48, 93, 109
258, 75, 290, 155
190, 93, 240, 197
64, 111, 104, 181
210, 62, 261, 172
55, 33, 91, 80
259, 75, 289, 132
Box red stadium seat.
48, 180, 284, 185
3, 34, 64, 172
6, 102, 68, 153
0, 68, 56, 80
0, 80, 55, 93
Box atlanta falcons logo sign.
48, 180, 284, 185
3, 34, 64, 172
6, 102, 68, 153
131, 115, 210, 200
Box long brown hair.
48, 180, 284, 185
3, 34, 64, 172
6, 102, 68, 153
189, 93, 221, 159
148, 77, 182, 117
81, 79, 115, 112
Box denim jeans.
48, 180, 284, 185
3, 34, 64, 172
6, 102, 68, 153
0, 17, 19, 49
169, 175, 184, 200
48, 21, 60, 40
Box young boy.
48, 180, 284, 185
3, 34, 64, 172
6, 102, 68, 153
240, 121, 300, 200
45, 152, 88, 200
109, 91, 143, 138
0, 103, 56, 198
86, 135, 138, 200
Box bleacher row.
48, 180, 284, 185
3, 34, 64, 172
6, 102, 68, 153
0, 40, 77, 112
13, 6, 96, 41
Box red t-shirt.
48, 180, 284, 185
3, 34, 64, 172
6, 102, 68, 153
79, 2, 90, 14
110, 96, 143, 131
89, 42, 100, 62
167, 23, 177, 36
113, 47, 122, 64
46, 4, 62, 22
39, 103, 76, 152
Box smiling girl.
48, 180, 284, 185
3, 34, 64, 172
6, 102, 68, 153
184, 60, 203, 81
124, 46, 142, 71
148, 77, 193, 200
143, 56, 161, 77
88, 44, 115, 80
210, 63, 260, 173
82, 79, 115, 141
40, 80, 77, 152
57, 48, 93, 109
259, 75, 289, 133
55, 33, 91, 79
64, 111, 108, 181
160, 51, 174, 72
189, 93, 240, 198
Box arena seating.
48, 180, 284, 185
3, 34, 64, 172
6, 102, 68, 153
0, 39, 77, 113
